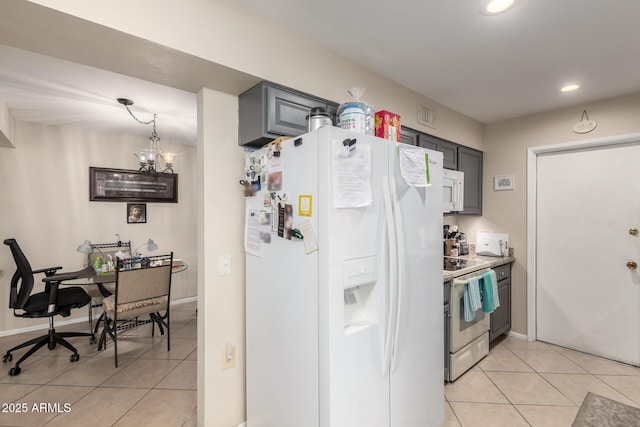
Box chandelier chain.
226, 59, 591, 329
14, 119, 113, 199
123, 103, 156, 126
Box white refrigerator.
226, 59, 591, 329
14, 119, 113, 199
245, 127, 443, 427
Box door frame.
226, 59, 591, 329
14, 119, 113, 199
526, 132, 640, 340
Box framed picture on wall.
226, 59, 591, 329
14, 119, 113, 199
89, 167, 178, 203
127, 203, 147, 224
494, 175, 515, 191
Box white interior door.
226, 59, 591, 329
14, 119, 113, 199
536, 142, 640, 366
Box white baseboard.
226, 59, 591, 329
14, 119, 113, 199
237, 423, 247, 427
507, 330, 529, 341
0, 297, 197, 338
174, 296, 198, 305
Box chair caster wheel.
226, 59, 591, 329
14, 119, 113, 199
2, 353, 12, 363
70, 354, 80, 362
9, 366, 21, 376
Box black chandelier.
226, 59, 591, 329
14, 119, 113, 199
117, 98, 176, 173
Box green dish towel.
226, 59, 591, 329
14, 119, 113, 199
481, 270, 499, 313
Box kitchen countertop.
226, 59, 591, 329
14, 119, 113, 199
443, 252, 515, 282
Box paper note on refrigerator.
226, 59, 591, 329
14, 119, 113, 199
398, 144, 431, 187
245, 208, 272, 257
299, 219, 318, 254
332, 140, 373, 208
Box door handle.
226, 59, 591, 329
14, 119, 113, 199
629, 227, 639, 236
627, 261, 638, 270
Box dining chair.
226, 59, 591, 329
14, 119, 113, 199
97, 252, 173, 367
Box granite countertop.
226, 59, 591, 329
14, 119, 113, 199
443, 252, 515, 282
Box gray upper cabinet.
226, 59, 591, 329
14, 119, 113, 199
416, 134, 436, 150
401, 126, 483, 215
417, 133, 457, 170
457, 146, 483, 215
238, 81, 338, 148
399, 127, 419, 146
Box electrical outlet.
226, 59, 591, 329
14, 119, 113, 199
219, 254, 231, 276
221, 342, 235, 370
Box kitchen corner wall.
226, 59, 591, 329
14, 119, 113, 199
197, 88, 247, 427
457, 91, 640, 337
0, 121, 197, 334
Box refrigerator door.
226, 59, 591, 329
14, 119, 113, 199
317, 128, 392, 426
388, 144, 444, 427
246, 135, 320, 427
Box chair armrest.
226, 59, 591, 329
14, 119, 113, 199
42, 266, 95, 312
46, 282, 61, 314
32, 266, 63, 276
42, 265, 96, 283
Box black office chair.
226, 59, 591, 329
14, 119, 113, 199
2, 238, 94, 376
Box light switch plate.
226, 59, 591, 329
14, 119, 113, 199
219, 255, 231, 276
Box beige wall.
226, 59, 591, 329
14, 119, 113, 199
197, 88, 246, 426
0, 121, 197, 333
0, 99, 14, 148
28, 0, 484, 150
457, 91, 640, 336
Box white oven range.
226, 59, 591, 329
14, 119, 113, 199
445, 261, 493, 382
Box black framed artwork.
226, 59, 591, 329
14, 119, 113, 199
89, 167, 178, 203
127, 203, 147, 224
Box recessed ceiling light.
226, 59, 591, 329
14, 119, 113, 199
483, 0, 515, 15
561, 84, 580, 92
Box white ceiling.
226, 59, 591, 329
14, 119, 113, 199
235, 0, 640, 123
2, 0, 640, 145
0, 45, 198, 143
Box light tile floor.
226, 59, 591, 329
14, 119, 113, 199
3, 310, 639, 427
0, 301, 197, 427
444, 336, 640, 427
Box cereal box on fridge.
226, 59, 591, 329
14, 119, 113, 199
374, 110, 401, 142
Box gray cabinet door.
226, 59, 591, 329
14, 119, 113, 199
444, 303, 450, 380
266, 86, 321, 137
400, 127, 419, 146
239, 82, 338, 147
416, 133, 436, 150
418, 134, 457, 169
490, 264, 511, 341
440, 141, 458, 170
458, 146, 483, 215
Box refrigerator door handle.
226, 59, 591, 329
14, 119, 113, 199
389, 177, 405, 372
381, 175, 397, 377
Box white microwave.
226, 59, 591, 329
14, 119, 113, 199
443, 169, 464, 212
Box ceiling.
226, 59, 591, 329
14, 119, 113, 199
0, 45, 198, 143
2, 0, 640, 145
234, 0, 640, 123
